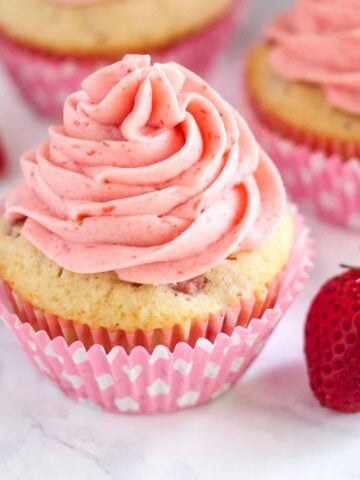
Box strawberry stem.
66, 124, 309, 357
340, 264, 360, 270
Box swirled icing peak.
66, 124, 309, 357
5, 55, 285, 285
266, 0, 360, 115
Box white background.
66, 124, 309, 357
0, 1, 359, 479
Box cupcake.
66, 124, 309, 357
0, 0, 246, 118
0, 55, 312, 414
243, 0, 360, 229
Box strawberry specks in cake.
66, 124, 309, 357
5, 220, 23, 237
173, 276, 207, 295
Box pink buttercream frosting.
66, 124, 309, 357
5, 55, 285, 284
266, 0, 360, 115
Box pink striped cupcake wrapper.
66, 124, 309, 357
0, 211, 313, 414
2, 270, 282, 354
0, 0, 247, 119
240, 85, 360, 230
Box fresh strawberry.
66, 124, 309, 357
305, 268, 360, 413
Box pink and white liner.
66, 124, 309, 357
0, 0, 246, 118
0, 137, 6, 177
241, 87, 360, 230
2, 271, 281, 354
0, 211, 312, 414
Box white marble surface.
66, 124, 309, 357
0, 1, 359, 479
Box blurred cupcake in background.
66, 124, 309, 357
0, 0, 246, 118
0, 136, 6, 177
242, 0, 360, 229
0, 55, 312, 414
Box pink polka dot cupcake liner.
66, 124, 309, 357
0, 211, 312, 414
241, 87, 360, 230
1, 269, 281, 355
0, 137, 6, 177
0, 0, 246, 119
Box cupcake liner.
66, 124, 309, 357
0, 137, 6, 177
1, 269, 282, 354
241, 84, 360, 230
247, 89, 360, 160
0, 211, 312, 414
0, 0, 246, 119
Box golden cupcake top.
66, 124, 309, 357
0, 0, 234, 54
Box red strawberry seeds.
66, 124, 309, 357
305, 269, 360, 413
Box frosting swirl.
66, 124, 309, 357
266, 0, 360, 115
6, 55, 285, 284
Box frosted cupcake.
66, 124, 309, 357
0, 0, 245, 118
243, 0, 360, 229
0, 55, 312, 413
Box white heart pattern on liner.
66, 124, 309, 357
230, 357, 245, 373
13, 318, 22, 329
278, 139, 292, 156
196, 338, 215, 354
114, 397, 140, 413
96, 374, 114, 391
337, 178, 355, 196
177, 391, 200, 408
71, 348, 88, 365
27, 341, 37, 352
44, 345, 64, 364
61, 371, 84, 389
33, 355, 50, 374
107, 347, 121, 364
149, 346, 170, 365
172, 359, 193, 376
147, 379, 170, 397
122, 365, 143, 382
319, 192, 338, 210
203, 362, 220, 379
309, 152, 326, 173
231, 332, 241, 346
245, 333, 259, 347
